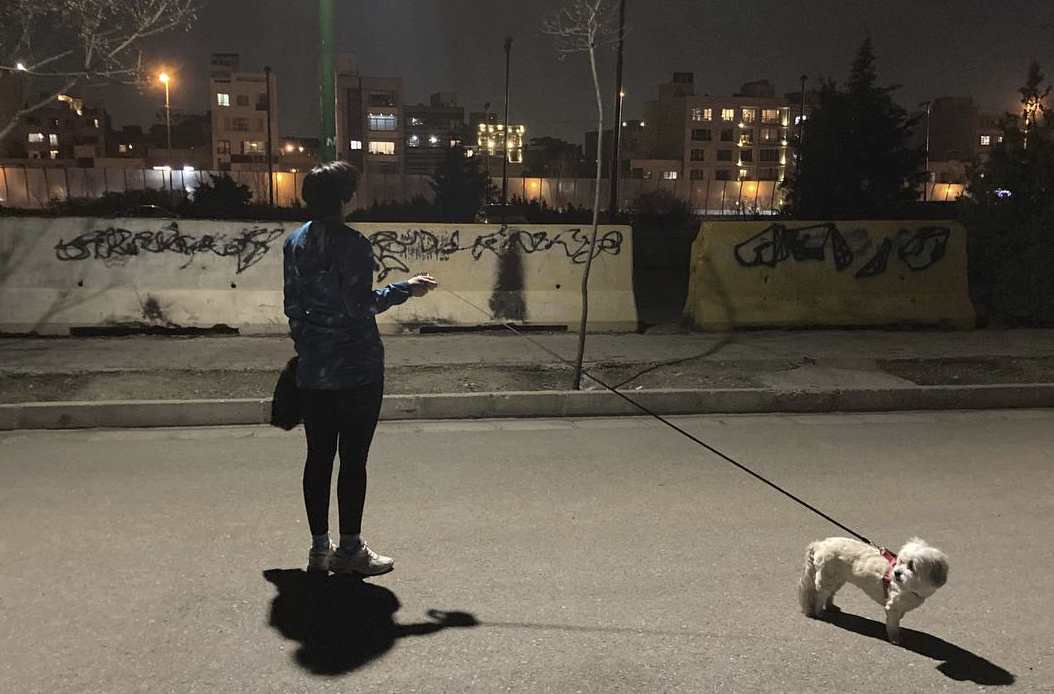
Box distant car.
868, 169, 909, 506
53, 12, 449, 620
116, 204, 180, 218
474, 203, 528, 225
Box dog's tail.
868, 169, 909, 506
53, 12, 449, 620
798, 542, 820, 616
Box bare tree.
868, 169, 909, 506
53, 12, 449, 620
0, 0, 198, 142
542, 0, 617, 390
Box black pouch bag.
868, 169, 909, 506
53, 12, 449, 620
270, 356, 301, 430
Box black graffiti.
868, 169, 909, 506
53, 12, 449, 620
734, 223, 854, 271
54, 223, 284, 273
367, 227, 623, 282
898, 226, 949, 271
855, 238, 893, 279
735, 223, 951, 278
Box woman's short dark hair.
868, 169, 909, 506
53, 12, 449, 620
302, 160, 359, 218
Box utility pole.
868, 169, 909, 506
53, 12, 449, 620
501, 37, 512, 228
483, 101, 491, 180
319, 0, 336, 162
264, 65, 275, 206
922, 100, 932, 201
607, 0, 627, 220
796, 74, 807, 176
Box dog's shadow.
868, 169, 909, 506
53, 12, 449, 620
823, 610, 1015, 685
262, 569, 479, 676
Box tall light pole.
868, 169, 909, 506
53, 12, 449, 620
264, 65, 275, 206
483, 101, 491, 180
501, 37, 512, 228
920, 100, 932, 201
795, 74, 806, 176
159, 72, 172, 161
607, 0, 627, 220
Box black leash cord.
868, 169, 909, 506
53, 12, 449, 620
436, 285, 878, 549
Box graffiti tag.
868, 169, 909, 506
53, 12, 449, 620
54, 222, 284, 274
733, 223, 950, 278
367, 227, 623, 281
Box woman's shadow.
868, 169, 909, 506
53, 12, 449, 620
823, 610, 1015, 686
262, 569, 478, 676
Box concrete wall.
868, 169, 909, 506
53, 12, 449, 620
0, 217, 635, 335
684, 219, 975, 330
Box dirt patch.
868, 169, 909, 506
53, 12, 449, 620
0, 361, 769, 404
879, 357, 1054, 385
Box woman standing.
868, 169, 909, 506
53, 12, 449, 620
283, 161, 436, 575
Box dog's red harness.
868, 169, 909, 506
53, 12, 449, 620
880, 548, 898, 598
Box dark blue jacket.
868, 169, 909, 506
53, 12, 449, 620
283, 220, 411, 389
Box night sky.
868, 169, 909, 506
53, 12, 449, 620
98, 0, 1054, 143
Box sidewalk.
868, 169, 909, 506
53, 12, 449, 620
2, 328, 1054, 428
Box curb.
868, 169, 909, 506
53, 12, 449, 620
2, 384, 1054, 430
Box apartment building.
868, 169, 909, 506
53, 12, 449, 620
209, 53, 278, 171
404, 92, 467, 175
335, 54, 404, 176
637, 73, 792, 183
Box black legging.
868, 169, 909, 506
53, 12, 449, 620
299, 381, 384, 537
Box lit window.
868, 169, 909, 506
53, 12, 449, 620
49, 133, 59, 146
740, 130, 755, 146
739, 168, 751, 179
350, 140, 363, 150
662, 171, 678, 180
93, 118, 100, 129
49, 150, 59, 159
241, 140, 265, 154
761, 127, 778, 143
368, 113, 397, 131
980, 135, 991, 146
217, 93, 230, 107
28, 132, 45, 143
703, 108, 712, 121
217, 140, 230, 154
691, 107, 705, 121
721, 108, 735, 122
742, 109, 757, 124
761, 109, 779, 123
368, 140, 396, 155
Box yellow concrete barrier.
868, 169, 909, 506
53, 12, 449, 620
684, 219, 975, 330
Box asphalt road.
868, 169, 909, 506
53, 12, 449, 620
1, 411, 1052, 693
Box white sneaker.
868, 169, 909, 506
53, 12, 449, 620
307, 543, 334, 572
329, 542, 395, 576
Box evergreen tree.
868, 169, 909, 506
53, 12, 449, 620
784, 38, 925, 218
429, 146, 495, 222
961, 61, 1054, 324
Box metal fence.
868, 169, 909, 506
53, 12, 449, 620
0, 165, 965, 214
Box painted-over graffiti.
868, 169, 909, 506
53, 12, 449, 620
733, 223, 950, 278
368, 227, 623, 281
54, 222, 284, 273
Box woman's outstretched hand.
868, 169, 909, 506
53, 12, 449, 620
408, 274, 438, 297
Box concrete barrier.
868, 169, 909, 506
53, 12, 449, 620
684, 219, 975, 330
0, 217, 635, 334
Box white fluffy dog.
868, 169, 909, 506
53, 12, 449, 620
798, 537, 948, 643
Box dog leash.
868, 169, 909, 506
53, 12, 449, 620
434, 283, 883, 551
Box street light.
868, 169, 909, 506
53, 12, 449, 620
159, 72, 172, 160
919, 100, 932, 201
